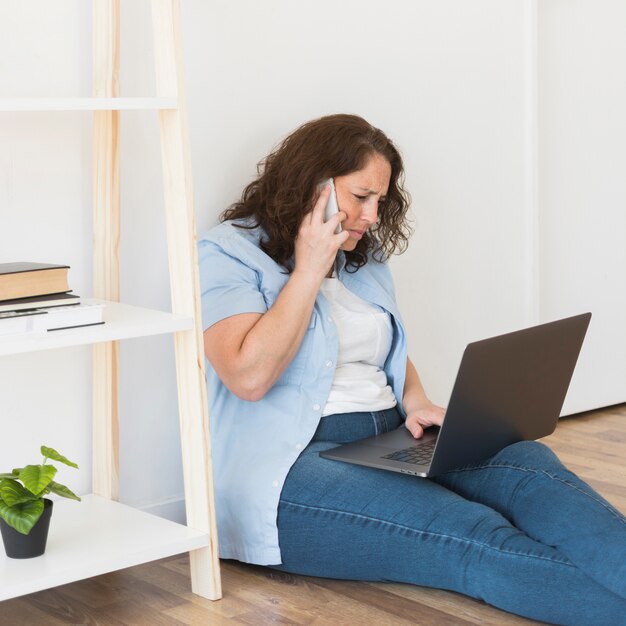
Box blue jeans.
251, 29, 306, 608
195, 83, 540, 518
273, 408, 626, 626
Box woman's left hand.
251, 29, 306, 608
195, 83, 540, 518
405, 403, 446, 439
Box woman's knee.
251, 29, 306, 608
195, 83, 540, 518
492, 439, 561, 468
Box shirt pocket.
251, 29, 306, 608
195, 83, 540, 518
274, 312, 318, 387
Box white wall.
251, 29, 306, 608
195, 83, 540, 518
186, 0, 532, 407
538, 0, 626, 412
1, 0, 623, 522
0, 0, 94, 503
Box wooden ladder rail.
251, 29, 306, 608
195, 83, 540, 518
91, 0, 222, 600
92, 0, 120, 503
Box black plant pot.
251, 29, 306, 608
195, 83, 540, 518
0, 498, 53, 559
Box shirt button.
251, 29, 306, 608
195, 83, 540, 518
313, 403, 321, 411
325, 360, 333, 368
272, 480, 279, 487
327, 316, 333, 323
295, 443, 303, 450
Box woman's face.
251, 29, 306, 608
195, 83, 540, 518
333, 153, 391, 251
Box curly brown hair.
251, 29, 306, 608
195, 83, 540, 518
221, 114, 412, 272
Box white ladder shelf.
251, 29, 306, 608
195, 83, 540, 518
0, 0, 221, 602
0, 97, 177, 111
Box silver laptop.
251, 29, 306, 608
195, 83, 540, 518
321, 313, 591, 477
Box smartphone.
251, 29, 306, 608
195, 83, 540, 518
320, 178, 342, 234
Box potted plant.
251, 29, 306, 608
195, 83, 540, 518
0, 445, 80, 559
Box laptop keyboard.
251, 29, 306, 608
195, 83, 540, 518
382, 439, 437, 465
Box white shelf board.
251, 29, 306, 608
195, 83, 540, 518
0, 494, 208, 601
0, 97, 177, 112
0, 300, 193, 356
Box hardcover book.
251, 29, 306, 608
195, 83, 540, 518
0, 263, 71, 301
0, 309, 46, 336
0, 292, 80, 313
0, 303, 105, 336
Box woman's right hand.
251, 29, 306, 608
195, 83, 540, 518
204, 186, 347, 402
294, 184, 349, 281
204, 186, 348, 402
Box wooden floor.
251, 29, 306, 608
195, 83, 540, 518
2, 404, 624, 626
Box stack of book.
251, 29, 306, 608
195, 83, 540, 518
0, 262, 105, 337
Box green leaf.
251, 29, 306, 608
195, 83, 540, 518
41, 446, 79, 469
19, 465, 56, 496
0, 479, 38, 507
0, 499, 44, 535
0, 473, 17, 480
48, 481, 81, 502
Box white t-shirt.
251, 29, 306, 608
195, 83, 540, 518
320, 277, 397, 416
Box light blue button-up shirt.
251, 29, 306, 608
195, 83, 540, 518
198, 220, 408, 565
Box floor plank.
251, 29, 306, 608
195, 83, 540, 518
1, 403, 624, 626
